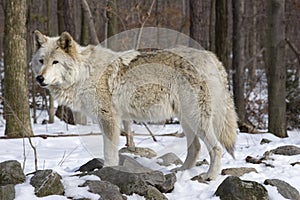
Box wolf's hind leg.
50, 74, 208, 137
177, 121, 201, 170
199, 122, 222, 180
123, 120, 135, 147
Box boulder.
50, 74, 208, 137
221, 167, 258, 177
215, 176, 268, 200
157, 153, 183, 166
92, 166, 165, 196
0, 160, 25, 185
119, 154, 152, 173
77, 158, 104, 172
144, 186, 168, 200
264, 179, 300, 200
30, 169, 64, 197
0, 184, 15, 200
119, 147, 157, 159
156, 173, 177, 193
82, 180, 125, 200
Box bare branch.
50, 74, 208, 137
135, 0, 156, 49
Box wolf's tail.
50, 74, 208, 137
218, 97, 238, 158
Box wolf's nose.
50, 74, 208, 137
36, 75, 45, 85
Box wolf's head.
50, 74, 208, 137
32, 30, 80, 89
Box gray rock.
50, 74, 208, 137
156, 173, 176, 193
92, 166, 165, 196
82, 180, 125, 200
0, 184, 15, 200
30, 169, 64, 197
157, 153, 183, 166
77, 158, 104, 172
0, 160, 25, 185
270, 145, 300, 155
260, 138, 272, 144
215, 176, 268, 200
264, 179, 300, 200
221, 167, 258, 177
119, 154, 152, 173
144, 186, 168, 200
119, 147, 157, 159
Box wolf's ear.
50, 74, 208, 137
34, 30, 47, 51
57, 32, 76, 54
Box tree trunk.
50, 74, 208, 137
81, 0, 99, 45
232, 0, 246, 123
215, 0, 229, 70
266, 0, 287, 137
4, 0, 33, 137
209, 0, 216, 52
189, 0, 202, 47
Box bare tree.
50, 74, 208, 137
4, 0, 33, 137
232, 0, 246, 124
266, 0, 287, 137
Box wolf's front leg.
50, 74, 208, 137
99, 117, 120, 166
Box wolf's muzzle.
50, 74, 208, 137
36, 75, 47, 87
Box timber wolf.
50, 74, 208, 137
31, 30, 237, 180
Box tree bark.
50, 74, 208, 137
190, 0, 202, 47
215, 0, 229, 70
4, 0, 33, 137
232, 0, 246, 123
266, 0, 287, 137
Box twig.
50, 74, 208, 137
0, 96, 38, 171
27, 137, 38, 171
285, 38, 300, 66
135, 0, 156, 49
142, 122, 157, 142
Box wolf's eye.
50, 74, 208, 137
52, 60, 59, 65
39, 59, 44, 64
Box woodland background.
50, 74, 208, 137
0, 0, 299, 138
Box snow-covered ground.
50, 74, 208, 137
0, 116, 299, 200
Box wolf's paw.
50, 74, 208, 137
191, 172, 217, 183
171, 166, 186, 173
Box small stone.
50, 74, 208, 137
30, 169, 64, 197
264, 179, 300, 200
157, 153, 183, 166
221, 167, 258, 177
119, 147, 157, 159
260, 138, 272, 144
195, 159, 209, 166
0, 160, 25, 185
270, 145, 300, 156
